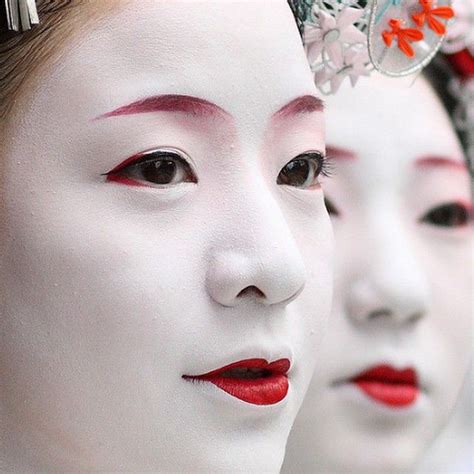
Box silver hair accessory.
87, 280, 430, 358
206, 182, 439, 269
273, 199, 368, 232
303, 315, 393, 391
303, 0, 455, 94
3, 0, 39, 32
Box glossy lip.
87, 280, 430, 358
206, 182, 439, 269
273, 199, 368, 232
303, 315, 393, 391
349, 364, 419, 408
183, 358, 291, 405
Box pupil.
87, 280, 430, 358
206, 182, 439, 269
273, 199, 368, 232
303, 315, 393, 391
283, 159, 309, 186
143, 160, 177, 184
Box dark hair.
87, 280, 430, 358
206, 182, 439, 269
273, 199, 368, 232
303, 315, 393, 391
423, 57, 470, 170
287, 0, 314, 37
0, 1, 82, 122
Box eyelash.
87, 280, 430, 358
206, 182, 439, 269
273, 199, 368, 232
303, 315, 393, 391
321, 154, 334, 179
103, 148, 196, 187
277, 151, 332, 189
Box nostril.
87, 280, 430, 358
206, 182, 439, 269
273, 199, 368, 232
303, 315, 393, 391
368, 308, 392, 320
406, 312, 424, 324
237, 286, 266, 300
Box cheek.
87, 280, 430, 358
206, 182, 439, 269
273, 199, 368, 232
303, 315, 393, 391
0, 175, 211, 369
426, 240, 473, 340
295, 205, 334, 328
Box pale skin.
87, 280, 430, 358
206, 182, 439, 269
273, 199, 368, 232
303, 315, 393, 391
417, 362, 473, 472
283, 73, 473, 474
0, 1, 333, 472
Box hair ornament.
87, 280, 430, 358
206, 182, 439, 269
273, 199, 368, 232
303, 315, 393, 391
2, 0, 39, 32
441, 0, 473, 54
436, 0, 474, 172
446, 48, 474, 172
304, 0, 455, 93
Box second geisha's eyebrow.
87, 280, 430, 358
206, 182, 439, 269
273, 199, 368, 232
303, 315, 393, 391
95, 94, 231, 121
325, 145, 356, 160
416, 156, 467, 171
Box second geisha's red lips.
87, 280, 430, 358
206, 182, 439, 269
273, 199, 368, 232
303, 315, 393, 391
183, 358, 290, 405
351, 365, 419, 408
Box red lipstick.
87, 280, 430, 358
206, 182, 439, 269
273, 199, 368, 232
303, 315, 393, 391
351, 365, 419, 408
183, 358, 290, 405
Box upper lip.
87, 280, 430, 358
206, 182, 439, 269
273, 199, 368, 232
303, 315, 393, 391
350, 365, 418, 386
183, 358, 291, 380
183, 358, 292, 405
345, 364, 421, 408
332, 363, 422, 389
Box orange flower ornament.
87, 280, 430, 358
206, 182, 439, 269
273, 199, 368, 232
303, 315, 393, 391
382, 18, 424, 58
412, 0, 455, 35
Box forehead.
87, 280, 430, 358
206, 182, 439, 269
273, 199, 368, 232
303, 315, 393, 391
33, 0, 317, 129
325, 73, 464, 177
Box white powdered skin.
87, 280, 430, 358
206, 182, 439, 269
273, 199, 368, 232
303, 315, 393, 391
0, 1, 332, 472
284, 73, 473, 474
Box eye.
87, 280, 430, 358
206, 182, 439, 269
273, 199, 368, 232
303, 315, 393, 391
324, 196, 341, 217
105, 148, 197, 187
420, 202, 472, 228
277, 152, 328, 189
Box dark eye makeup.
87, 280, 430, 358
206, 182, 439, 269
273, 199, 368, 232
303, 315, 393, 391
320, 198, 472, 227
420, 201, 473, 228
104, 148, 197, 187
277, 151, 331, 189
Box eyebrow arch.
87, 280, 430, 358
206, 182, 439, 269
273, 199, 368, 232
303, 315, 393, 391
95, 94, 230, 120
274, 95, 324, 118
416, 156, 467, 171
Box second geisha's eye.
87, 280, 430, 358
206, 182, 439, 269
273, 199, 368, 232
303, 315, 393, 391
420, 202, 472, 228
324, 196, 341, 217
277, 152, 327, 189
106, 149, 197, 187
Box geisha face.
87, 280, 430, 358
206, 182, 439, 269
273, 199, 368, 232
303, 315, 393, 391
0, 1, 332, 471
283, 73, 472, 473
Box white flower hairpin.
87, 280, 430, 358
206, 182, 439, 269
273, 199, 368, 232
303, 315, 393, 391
3, 0, 39, 32
441, 0, 473, 54
304, 0, 455, 94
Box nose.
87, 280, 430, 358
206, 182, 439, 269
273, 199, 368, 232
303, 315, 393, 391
206, 182, 306, 308
345, 219, 430, 325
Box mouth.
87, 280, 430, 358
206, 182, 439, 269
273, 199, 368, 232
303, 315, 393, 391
183, 358, 290, 405
350, 364, 419, 408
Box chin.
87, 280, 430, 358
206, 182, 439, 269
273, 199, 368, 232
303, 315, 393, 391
326, 400, 441, 473
295, 428, 428, 474
283, 391, 439, 474
156, 387, 299, 473
338, 436, 423, 474
186, 428, 288, 474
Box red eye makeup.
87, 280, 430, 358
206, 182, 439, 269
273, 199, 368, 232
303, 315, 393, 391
104, 148, 197, 188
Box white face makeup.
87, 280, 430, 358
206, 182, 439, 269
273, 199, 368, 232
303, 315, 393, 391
417, 362, 473, 473
283, 74, 473, 473
0, 1, 333, 472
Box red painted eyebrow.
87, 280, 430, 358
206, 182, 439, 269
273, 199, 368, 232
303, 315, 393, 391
416, 156, 467, 171
274, 95, 324, 118
96, 94, 230, 120
326, 145, 356, 160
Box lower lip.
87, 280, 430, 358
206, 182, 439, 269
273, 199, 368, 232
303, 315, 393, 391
183, 358, 290, 405
351, 365, 419, 408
